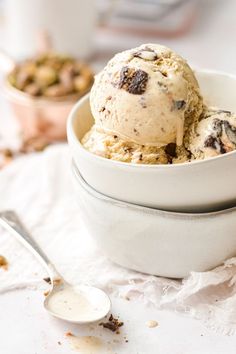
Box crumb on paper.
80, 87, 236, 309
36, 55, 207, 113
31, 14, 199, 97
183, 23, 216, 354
0, 150, 13, 169
43, 277, 51, 284
0, 255, 8, 270
124, 335, 129, 343
43, 277, 61, 286
53, 278, 62, 285
99, 314, 124, 333
123, 295, 130, 301
58, 341, 62, 345
66, 332, 74, 337
44, 290, 50, 297
146, 320, 158, 328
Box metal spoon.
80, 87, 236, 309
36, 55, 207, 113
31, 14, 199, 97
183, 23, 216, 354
0, 211, 111, 323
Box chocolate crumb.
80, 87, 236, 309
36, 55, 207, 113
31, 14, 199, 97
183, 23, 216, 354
99, 314, 124, 333
161, 71, 168, 77
43, 277, 51, 284
124, 147, 132, 153
223, 120, 236, 145
99, 106, 106, 112
133, 49, 158, 61
113, 135, 118, 139
101, 322, 117, 332
66, 332, 74, 337
157, 81, 168, 92
212, 118, 223, 136
43, 277, 61, 286
173, 100, 186, 110
204, 136, 217, 149
165, 143, 177, 158
0, 255, 8, 270
2, 149, 13, 158
0, 149, 14, 169
204, 136, 226, 154
139, 96, 147, 108
58, 341, 62, 345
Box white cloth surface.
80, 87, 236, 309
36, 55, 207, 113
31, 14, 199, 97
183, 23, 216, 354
0, 144, 236, 335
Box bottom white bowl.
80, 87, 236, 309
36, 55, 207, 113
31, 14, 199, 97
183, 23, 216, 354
72, 162, 236, 278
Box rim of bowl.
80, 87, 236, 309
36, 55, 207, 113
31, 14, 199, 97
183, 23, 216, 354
72, 161, 236, 217
67, 68, 236, 170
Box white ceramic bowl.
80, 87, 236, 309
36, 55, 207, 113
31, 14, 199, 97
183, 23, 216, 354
72, 162, 236, 278
67, 70, 236, 212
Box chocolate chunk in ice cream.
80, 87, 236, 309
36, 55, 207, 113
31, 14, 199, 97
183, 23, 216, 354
223, 120, 236, 145
133, 48, 158, 61
119, 67, 148, 95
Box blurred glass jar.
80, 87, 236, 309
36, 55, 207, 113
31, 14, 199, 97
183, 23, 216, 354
4, 0, 96, 59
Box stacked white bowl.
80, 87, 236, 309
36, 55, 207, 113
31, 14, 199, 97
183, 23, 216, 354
67, 70, 236, 278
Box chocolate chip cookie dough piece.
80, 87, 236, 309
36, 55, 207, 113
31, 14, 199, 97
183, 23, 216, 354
189, 109, 236, 160
90, 43, 203, 147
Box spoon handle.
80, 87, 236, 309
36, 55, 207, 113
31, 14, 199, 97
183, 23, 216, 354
0, 210, 55, 278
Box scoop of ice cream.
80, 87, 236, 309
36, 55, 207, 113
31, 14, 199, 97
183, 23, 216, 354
82, 126, 189, 165
90, 43, 203, 147
189, 109, 236, 160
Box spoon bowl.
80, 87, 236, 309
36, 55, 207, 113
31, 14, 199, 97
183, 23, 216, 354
44, 283, 111, 324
